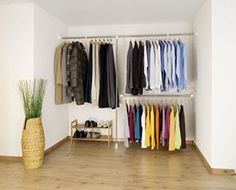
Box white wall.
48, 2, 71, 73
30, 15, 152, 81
68, 23, 195, 140
211, 0, 236, 170
193, 0, 213, 166
194, 0, 236, 171
0, 4, 34, 156
33, 5, 68, 150
0, 3, 69, 156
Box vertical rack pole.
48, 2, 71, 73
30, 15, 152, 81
115, 36, 119, 149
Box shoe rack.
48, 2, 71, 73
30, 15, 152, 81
70, 120, 112, 147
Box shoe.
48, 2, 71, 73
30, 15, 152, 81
74, 130, 80, 138
87, 131, 92, 138
81, 130, 87, 138
92, 132, 101, 139
73, 130, 78, 138
85, 120, 91, 128
90, 121, 97, 128
79, 130, 84, 138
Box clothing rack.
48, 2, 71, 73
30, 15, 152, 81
58, 32, 196, 149
58, 32, 197, 40
120, 93, 195, 98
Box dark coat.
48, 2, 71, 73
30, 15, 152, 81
69, 42, 88, 105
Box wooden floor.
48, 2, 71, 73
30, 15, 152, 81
0, 141, 236, 190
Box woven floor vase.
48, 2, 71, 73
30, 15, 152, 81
22, 117, 45, 169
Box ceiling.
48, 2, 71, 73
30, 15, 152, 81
0, 0, 206, 26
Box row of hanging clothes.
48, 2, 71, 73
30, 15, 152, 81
125, 39, 188, 95
54, 39, 119, 108
123, 99, 186, 151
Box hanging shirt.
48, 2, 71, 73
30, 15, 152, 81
155, 104, 160, 149
160, 106, 166, 147
158, 40, 166, 91
163, 41, 169, 91
138, 41, 145, 94
167, 41, 173, 90
141, 105, 147, 148
155, 41, 162, 90
135, 105, 142, 141
169, 106, 176, 151
175, 106, 182, 149
95, 43, 100, 104
178, 40, 188, 91
91, 43, 96, 104
173, 40, 180, 91
168, 41, 176, 92
145, 105, 151, 147
149, 41, 156, 90
124, 104, 130, 148
150, 105, 155, 150
128, 105, 135, 143
125, 41, 133, 94
176, 40, 187, 91
164, 106, 170, 143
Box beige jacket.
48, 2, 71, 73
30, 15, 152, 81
54, 43, 66, 104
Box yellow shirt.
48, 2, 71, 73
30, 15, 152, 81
155, 105, 160, 149
150, 105, 155, 150
145, 106, 151, 147
169, 106, 176, 151
175, 106, 182, 149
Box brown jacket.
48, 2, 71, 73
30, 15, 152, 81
54, 43, 66, 104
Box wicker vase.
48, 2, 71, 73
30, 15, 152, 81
21, 117, 45, 169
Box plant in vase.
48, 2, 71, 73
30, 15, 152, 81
18, 79, 47, 169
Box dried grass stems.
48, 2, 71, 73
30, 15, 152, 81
18, 79, 47, 127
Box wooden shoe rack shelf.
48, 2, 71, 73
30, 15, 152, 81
70, 120, 112, 147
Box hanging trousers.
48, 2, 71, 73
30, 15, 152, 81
84, 43, 92, 103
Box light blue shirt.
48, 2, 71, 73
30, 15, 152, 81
158, 40, 166, 91
177, 40, 188, 91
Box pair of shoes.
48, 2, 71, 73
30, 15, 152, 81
80, 130, 87, 138
85, 120, 97, 128
73, 130, 80, 138
73, 130, 87, 138
97, 120, 112, 128
92, 132, 101, 139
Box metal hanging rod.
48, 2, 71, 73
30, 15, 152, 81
120, 93, 195, 98
58, 32, 197, 40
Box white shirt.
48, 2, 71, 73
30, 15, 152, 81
91, 43, 96, 104
155, 41, 162, 90
143, 42, 148, 89
149, 42, 155, 90
141, 105, 147, 148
